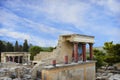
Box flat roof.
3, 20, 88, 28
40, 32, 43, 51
61, 34, 94, 38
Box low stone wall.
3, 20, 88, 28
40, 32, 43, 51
42, 61, 96, 80
34, 52, 54, 61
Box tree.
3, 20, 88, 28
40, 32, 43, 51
103, 42, 120, 66
29, 43, 33, 48
41, 47, 54, 52
112, 44, 120, 56
93, 49, 106, 69
14, 41, 19, 52
103, 41, 114, 55
48, 47, 54, 51
29, 46, 42, 60
6, 42, 14, 52
18, 45, 23, 52
23, 39, 29, 52
0, 40, 6, 52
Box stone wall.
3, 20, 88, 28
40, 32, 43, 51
33, 36, 73, 64
34, 52, 53, 61
42, 61, 96, 80
33, 34, 94, 64
32, 34, 95, 79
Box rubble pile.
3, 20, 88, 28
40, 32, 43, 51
96, 72, 120, 80
0, 62, 34, 80
96, 66, 120, 80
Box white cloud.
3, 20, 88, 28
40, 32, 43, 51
40, 0, 91, 27
0, 0, 120, 46
0, 8, 74, 35
91, 0, 120, 15
0, 28, 57, 47
3, 0, 91, 28
22, 18, 74, 35
0, 28, 30, 40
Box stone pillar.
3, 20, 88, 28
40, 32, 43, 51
18, 56, 20, 63
89, 43, 93, 60
21, 56, 23, 63
7, 56, 10, 62
6, 56, 9, 62
82, 43, 86, 62
8, 56, 10, 62
74, 43, 78, 62
4, 56, 6, 63
12, 56, 15, 62
6, 56, 8, 62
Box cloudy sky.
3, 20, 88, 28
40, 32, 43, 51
0, 0, 120, 47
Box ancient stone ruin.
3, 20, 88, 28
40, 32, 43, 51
0, 34, 97, 80
32, 34, 96, 80
1, 52, 30, 64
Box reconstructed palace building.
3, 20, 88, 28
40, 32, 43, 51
1, 52, 30, 63
32, 34, 96, 80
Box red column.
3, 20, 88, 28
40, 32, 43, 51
52, 60, 56, 66
72, 50, 74, 61
74, 43, 78, 62
89, 43, 93, 60
82, 43, 86, 62
64, 55, 68, 64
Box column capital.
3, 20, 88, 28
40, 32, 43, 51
89, 43, 93, 45
73, 42, 79, 44
82, 43, 86, 45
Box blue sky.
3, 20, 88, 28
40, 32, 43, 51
0, 0, 120, 47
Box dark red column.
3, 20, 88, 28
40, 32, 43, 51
52, 60, 56, 66
89, 43, 93, 60
64, 55, 68, 64
82, 43, 86, 62
74, 43, 78, 62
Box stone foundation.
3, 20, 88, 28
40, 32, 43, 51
42, 61, 96, 80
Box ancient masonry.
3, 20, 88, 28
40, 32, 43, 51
1, 52, 30, 64
32, 34, 96, 80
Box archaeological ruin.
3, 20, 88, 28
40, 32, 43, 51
0, 34, 97, 80
32, 34, 96, 80
1, 52, 30, 64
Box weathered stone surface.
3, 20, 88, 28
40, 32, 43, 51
0, 77, 12, 80
0, 62, 33, 80
86, 66, 95, 80
42, 61, 96, 80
